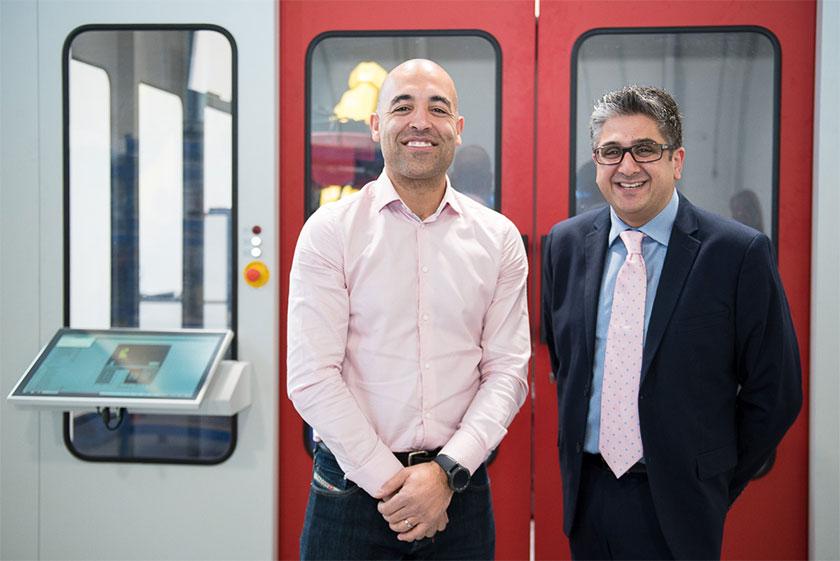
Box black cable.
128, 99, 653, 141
97, 406, 127, 431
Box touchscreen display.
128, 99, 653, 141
12, 329, 231, 401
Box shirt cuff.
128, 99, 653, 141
439, 429, 494, 476
342, 441, 404, 499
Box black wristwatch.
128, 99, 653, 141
433, 454, 471, 492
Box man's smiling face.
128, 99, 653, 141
370, 60, 464, 186
593, 113, 685, 227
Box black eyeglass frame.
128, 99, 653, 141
593, 143, 677, 165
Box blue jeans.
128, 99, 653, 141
300, 444, 495, 560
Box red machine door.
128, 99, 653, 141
278, 2, 536, 559
534, 1, 814, 559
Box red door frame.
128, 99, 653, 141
534, 1, 814, 559
278, 2, 536, 559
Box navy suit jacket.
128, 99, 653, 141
542, 194, 802, 559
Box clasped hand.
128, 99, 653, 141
377, 462, 453, 542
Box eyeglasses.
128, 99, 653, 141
593, 143, 676, 165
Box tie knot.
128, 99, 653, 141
620, 230, 645, 255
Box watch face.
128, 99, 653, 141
452, 467, 470, 491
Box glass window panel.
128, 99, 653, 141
573, 31, 777, 242
65, 27, 237, 464
138, 301, 183, 329
203, 213, 230, 329
66, 413, 235, 464
138, 83, 184, 316
189, 30, 233, 103
69, 59, 111, 328
307, 34, 500, 216
203, 302, 229, 330
204, 106, 233, 211
203, 106, 233, 331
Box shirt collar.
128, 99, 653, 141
372, 168, 462, 219
608, 188, 679, 247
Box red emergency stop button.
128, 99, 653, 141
244, 261, 270, 288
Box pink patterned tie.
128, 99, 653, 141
600, 230, 646, 478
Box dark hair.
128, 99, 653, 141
590, 85, 683, 149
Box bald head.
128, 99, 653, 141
369, 58, 465, 193
377, 59, 459, 115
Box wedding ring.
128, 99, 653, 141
403, 519, 413, 529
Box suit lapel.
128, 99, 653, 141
584, 209, 611, 363
641, 194, 701, 380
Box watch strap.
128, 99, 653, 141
434, 454, 470, 492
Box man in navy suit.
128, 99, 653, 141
542, 85, 802, 560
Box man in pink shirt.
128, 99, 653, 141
287, 59, 530, 560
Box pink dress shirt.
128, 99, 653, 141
287, 171, 530, 498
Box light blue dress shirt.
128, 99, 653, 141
583, 189, 680, 455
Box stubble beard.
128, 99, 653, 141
387, 146, 455, 193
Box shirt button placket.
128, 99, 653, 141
417, 223, 430, 439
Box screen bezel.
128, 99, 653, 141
7, 328, 233, 410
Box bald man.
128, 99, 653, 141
288, 59, 530, 560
